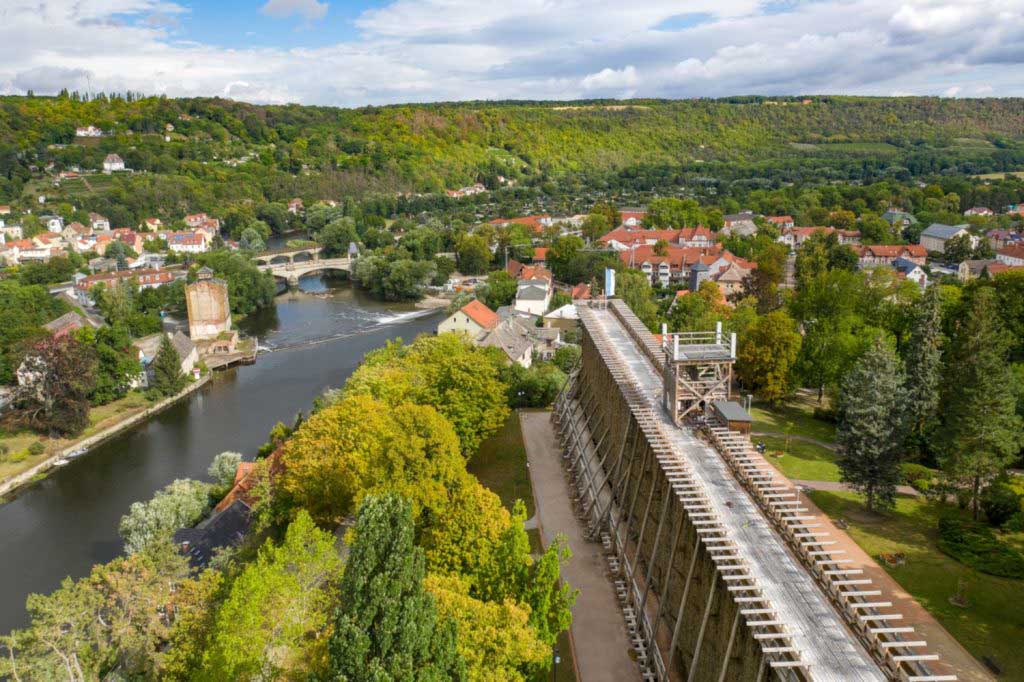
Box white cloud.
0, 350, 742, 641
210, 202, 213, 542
261, 0, 328, 21
0, 0, 1023, 105
943, 85, 962, 97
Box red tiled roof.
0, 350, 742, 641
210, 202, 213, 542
571, 283, 592, 300
998, 243, 1024, 259
766, 215, 794, 224
534, 247, 549, 260
489, 215, 550, 233
599, 226, 714, 246
460, 299, 499, 330
855, 244, 927, 258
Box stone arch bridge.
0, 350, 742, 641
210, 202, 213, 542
554, 298, 957, 682
254, 247, 351, 286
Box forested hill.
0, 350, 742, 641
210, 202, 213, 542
2, 94, 1024, 214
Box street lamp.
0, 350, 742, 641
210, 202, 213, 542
551, 646, 560, 682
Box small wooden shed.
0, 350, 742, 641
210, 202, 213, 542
711, 400, 753, 434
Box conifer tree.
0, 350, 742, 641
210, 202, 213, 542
150, 335, 186, 397
939, 288, 1022, 518
903, 285, 943, 453
327, 494, 465, 682
836, 339, 906, 512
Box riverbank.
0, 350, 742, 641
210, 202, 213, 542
0, 374, 211, 500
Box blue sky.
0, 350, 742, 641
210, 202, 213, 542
2, 1, 1023, 106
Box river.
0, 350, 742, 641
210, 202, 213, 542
0, 276, 443, 633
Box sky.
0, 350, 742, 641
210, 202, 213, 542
1, 0, 1023, 106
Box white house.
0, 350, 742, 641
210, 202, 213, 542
893, 257, 928, 288
75, 125, 103, 137
437, 299, 499, 337
513, 278, 552, 316
168, 231, 208, 253
88, 212, 110, 231
997, 244, 1024, 267
131, 332, 198, 388
41, 215, 64, 233
103, 154, 125, 173
964, 206, 993, 217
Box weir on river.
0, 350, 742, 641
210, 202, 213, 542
0, 279, 442, 633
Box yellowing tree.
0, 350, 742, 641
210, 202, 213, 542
281, 394, 464, 525
425, 574, 549, 682
345, 333, 510, 457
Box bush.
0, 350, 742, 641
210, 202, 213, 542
1006, 512, 1024, 533
981, 483, 1022, 528
937, 517, 1024, 578
900, 462, 935, 485
911, 478, 931, 494
28, 442, 44, 457
9, 450, 27, 463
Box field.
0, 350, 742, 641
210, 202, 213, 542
756, 434, 839, 482
469, 410, 536, 517
791, 142, 899, 154
810, 490, 1024, 675
749, 392, 836, 444
973, 170, 1024, 180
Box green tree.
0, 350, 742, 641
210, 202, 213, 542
203, 511, 342, 679
208, 451, 242, 496
0, 279, 68, 384
118, 478, 213, 554
736, 310, 801, 404
458, 235, 492, 275
320, 216, 359, 256
475, 501, 575, 647
940, 288, 1023, 518
836, 339, 906, 512
79, 325, 139, 405
943, 233, 974, 263
580, 213, 611, 242
902, 286, 943, 453
150, 334, 186, 397
615, 269, 659, 331
480, 270, 518, 309
327, 494, 466, 682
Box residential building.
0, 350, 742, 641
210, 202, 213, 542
102, 154, 125, 173
765, 215, 795, 228
892, 258, 928, 288
287, 197, 304, 214
997, 243, 1024, 267
619, 210, 647, 228
41, 214, 64, 233
881, 210, 918, 229
62, 222, 91, 242
987, 229, 1021, 250
964, 206, 993, 216
778, 226, 861, 249
74, 268, 175, 304
0, 205, 9, 215
477, 317, 536, 368
533, 247, 549, 264
43, 311, 88, 338
489, 215, 554, 235
505, 259, 553, 283
88, 212, 110, 231
919, 223, 973, 253
0, 224, 23, 240
543, 303, 579, 331
437, 299, 499, 337
570, 282, 592, 300
853, 244, 927, 268
185, 267, 232, 340
168, 231, 208, 253
75, 125, 103, 137
514, 278, 552, 316
598, 226, 716, 251
721, 211, 759, 237
141, 217, 162, 231
958, 259, 1009, 281
173, 499, 251, 569
132, 331, 198, 388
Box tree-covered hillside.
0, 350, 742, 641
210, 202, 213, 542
2, 94, 1024, 218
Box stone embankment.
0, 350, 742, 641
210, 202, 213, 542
0, 374, 211, 499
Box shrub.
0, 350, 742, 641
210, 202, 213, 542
911, 478, 931, 494
1006, 512, 1024, 533
28, 442, 44, 457
981, 483, 1022, 528
900, 462, 935, 485
9, 450, 28, 463
937, 517, 1024, 578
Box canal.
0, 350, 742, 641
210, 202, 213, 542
0, 277, 442, 633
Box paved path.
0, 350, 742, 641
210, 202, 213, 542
519, 411, 640, 682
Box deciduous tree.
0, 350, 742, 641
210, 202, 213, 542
736, 311, 801, 404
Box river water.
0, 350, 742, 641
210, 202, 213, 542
0, 277, 442, 633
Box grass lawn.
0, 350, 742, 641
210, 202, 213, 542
758, 434, 840, 482
809, 489, 1024, 674
750, 393, 836, 444
468, 410, 535, 517
0, 391, 151, 486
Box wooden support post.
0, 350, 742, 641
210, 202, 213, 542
666, 536, 701, 671
639, 478, 673, 614
717, 609, 741, 682
686, 572, 719, 682
653, 506, 687, 636
583, 416, 633, 522
754, 656, 766, 682
596, 419, 641, 528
